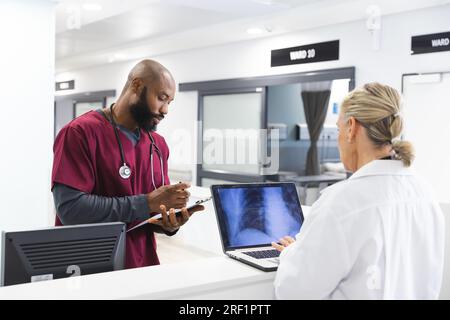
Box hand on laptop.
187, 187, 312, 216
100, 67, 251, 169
272, 236, 296, 252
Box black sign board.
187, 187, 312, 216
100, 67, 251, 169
55, 80, 75, 91
411, 31, 450, 55
271, 40, 339, 67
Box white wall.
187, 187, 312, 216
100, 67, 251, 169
0, 0, 55, 235
439, 203, 450, 299
403, 73, 450, 204
55, 4, 450, 184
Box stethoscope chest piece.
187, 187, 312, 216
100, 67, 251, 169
106, 104, 163, 184
119, 164, 131, 179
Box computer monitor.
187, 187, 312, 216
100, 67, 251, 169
1, 222, 125, 286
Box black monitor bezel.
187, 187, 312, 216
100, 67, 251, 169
1, 222, 125, 287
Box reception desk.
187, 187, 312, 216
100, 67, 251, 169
1, 186, 449, 300
0, 186, 308, 300
0, 256, 276, 300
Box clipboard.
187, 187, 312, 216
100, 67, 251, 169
126, 196, 211, 233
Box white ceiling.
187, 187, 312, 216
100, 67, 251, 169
55, 0, 450, 73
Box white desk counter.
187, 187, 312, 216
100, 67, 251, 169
0, 256, 276, 300
1, 186, 449, 300
0, 186, 310, 300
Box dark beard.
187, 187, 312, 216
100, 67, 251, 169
129, 87, 161, 131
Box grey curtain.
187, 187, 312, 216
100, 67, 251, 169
301, 90, 331, 175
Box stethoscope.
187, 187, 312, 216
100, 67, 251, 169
107, 105, 165, 189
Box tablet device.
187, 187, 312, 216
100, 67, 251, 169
126, 196, 211, 233
151, 196, 212, 220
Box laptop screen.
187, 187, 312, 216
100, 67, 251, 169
211, 183, 304, 250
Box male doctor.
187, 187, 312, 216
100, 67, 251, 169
51, 59, 203, 269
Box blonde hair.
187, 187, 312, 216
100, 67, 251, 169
341, 82, 414, 167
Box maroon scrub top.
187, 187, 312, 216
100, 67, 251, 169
51, 110, 170, 269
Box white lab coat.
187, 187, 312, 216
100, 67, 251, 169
274, 160, 445, 300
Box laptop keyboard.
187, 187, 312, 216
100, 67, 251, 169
243, 249, 280, 259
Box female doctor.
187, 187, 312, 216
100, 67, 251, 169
273, 82, 445, 299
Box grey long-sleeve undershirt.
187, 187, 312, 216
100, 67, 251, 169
53, 183, 150, 225
53, 184, 178, 236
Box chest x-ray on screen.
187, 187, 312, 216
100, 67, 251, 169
218, 185, 303, 247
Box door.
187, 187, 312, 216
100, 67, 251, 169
54, 90, 115, 137
74, 101, 103, 118
198, 88, 267, 186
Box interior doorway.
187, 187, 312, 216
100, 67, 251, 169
54, 90, 116, 137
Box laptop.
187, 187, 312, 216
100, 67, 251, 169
211, 182, 304, 272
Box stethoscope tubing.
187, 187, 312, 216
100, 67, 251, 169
148, 131, 165, 188
107, 105, 165, 188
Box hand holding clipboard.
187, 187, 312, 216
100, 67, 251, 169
126, 196, 211, 233
150, 196, 211, 221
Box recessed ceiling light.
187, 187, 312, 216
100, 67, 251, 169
247, 27, 265, 35
247, 26, 272, 35
252, 0, 275, 5
82, 3, 103, 11
108, 53, 127, 63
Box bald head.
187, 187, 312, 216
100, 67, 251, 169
113, 59, 175, 132
121, 59, 174, 96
